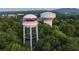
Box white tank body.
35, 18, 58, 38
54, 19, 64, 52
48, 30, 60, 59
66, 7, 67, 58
41, 12, 56, 26
22, 14, 38, 28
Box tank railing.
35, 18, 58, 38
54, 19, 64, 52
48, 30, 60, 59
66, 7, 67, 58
41, 17, 53, 20
23, 18, 37, 22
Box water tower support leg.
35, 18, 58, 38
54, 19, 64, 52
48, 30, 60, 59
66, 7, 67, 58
30, 27, 32, 51
23, 26, 26, 44
36, 25, 39, 42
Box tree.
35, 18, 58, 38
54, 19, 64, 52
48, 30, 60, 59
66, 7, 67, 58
6, 43, 25, 51
59, 23, 76, 36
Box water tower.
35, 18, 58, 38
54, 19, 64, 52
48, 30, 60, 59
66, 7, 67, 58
22, 14, 38, 51
40, 12, 56, 26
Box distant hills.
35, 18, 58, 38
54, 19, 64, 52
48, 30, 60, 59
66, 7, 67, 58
52, 8, 79, 14
0, 8, 55, 12
0, 8, 79, 15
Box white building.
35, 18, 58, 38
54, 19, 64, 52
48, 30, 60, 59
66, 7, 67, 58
8, 14, 17, 18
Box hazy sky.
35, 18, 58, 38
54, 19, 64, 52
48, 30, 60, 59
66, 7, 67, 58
0, 8, 56, 12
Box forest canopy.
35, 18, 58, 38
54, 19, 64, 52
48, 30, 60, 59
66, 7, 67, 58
0, 13, 79, 51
